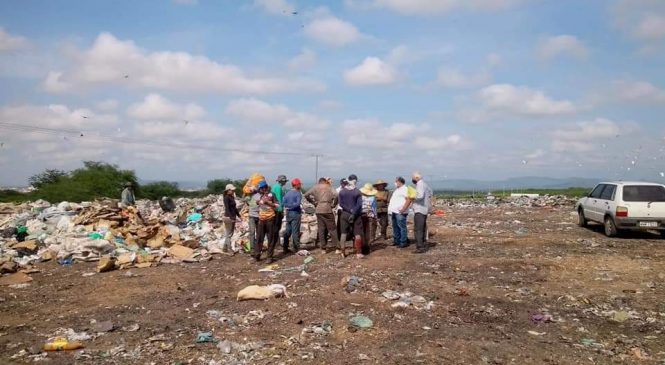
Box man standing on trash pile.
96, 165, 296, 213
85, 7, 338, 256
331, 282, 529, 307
282, 178, 303, 254
411, 172, 433, 254
373, 180, 390, 241
245, 186, 261, 254
222, 184, 241, 254
120, 182, 135, 208
388, 177, 411, 248
339, 176, 364, 258
305, 177, 340, 252
271, 175, 288, 251
255, 181, 278, 263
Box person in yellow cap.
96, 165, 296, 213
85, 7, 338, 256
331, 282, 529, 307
373, 179, 391, 241
360, 183, 378, 256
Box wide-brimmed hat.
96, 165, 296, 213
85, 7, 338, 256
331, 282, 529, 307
360, 183, 377, 196
373, 179, 388, 188
225, 184, 236, 192
276, 175, 288, 183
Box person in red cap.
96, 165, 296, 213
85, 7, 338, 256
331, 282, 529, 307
282, 178, 303, 254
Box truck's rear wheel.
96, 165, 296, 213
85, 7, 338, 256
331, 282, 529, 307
577, 209, 588, 227
604, 216, 618, 237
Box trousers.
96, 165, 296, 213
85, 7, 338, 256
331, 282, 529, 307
391, 213, 408, 247
414, 213, 428, 250
254, 217, 276, 259
283, 210, 301, 251
316, 213, 339, 249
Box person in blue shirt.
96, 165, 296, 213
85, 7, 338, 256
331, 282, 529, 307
282, 178, 303, 253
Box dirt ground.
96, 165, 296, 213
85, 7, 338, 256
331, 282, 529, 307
1, 203, 664, 365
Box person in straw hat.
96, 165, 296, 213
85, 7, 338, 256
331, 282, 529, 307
360, 183, 378, 257
222, 183, 241, 254
373, 179, 391, 241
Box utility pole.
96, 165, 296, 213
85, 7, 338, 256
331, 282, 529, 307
314, 154, 322, 182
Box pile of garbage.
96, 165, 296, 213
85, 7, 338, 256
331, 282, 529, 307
0, 196, 320, 275
440, 195, 577, 209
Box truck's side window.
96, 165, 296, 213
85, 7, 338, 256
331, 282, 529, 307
600, 184, 616, 200
590, 184, 605, 199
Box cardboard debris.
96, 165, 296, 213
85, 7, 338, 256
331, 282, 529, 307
0, 272, 33, 286
116, 253, 136, 266
168, 245, 194, 259
97, 256, 116, 273
11, 240, 38, 253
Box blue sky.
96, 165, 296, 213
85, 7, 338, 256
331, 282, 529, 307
1, 0, 665, 186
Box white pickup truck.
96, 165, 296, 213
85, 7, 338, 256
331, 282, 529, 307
575, 181, 665, 237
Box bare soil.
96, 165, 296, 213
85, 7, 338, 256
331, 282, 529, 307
1, 204, 664, 364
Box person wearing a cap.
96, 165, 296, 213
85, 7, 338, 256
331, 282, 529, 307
222, 184, 241, 254
360, 183, 378, 257
373, 179, 391, 241
120, 182, 136, 208
338, 175, 364, 258
388, 177, 412, 248
244, 186, 261, 252
255, 181, 278, 262
282, 178, 303, 253
411, 172, 433, 254
271, 175, 288, 249
305, 177, 340, 252
335, 178, 348, 242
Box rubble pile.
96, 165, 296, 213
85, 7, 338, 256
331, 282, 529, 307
0, 196, 320, 274
439, 195, 577, 209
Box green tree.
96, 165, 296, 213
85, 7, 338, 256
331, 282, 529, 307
139, 181, 180, 200
33, 161, 138, 202
28, 169, 67, 189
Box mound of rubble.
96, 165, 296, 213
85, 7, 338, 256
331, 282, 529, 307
0, 196, 319, 276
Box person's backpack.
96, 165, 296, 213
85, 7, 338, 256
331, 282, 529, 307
243, 173, 265, 195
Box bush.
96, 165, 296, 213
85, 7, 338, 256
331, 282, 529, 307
206, 179, 246, 195
139, 181, 180, 200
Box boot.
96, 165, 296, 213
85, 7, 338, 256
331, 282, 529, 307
338, 233, 348, 257
354, 236, 364, 259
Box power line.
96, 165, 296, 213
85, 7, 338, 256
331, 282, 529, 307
0, 121, 322, 158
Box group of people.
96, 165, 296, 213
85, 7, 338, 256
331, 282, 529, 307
222, 173, 434, 263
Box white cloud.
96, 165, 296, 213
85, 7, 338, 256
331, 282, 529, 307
225, 98, 330, 130
342, 118, 468, 151
478, 84, 577, 116
551, 118, 621, 152
43, 32, 324, 95
0, 27, 29, 52
344, 57, 397, 86
95, 99, 119, 112
127, 94, 205, 121
437, 67, 491, 88
537, 35, 589, 60
614, 80, 665, 104
305, 14, 363, 46
0, 103, 117, 130
364, 0, 520, 15
612, 1, 665, 49
133, 121, 227, 142
289, 48, 317, 71
254, 0, 295, 15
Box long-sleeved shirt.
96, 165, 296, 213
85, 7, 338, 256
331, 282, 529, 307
375, 190, 391, 213
305, 183, 338, 214
282, 189, 303, 213
223, 194, 241, 219
121, 188, 135, 207
412, 180, 433, 215
339, 186, 362, 216
271, 184, 286, 213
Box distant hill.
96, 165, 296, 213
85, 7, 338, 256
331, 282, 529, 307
427, 176, 601, 191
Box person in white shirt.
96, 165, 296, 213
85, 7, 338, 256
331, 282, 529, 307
411, 172, 433, 254
387, 176, 412, 248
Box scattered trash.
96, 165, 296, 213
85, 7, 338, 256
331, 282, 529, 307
122, 324, 140, 332
237, 284, 288, 301
349, 315, 373, 329
296, 250, 310, 256
196, 332, 216, 343
303, 256, 315, 265
43, 338, 84, 351
382, 291, 401, 300
527, 331, 546, 336
530, 313, 554, 323
344, 276, 361, 293
611, 311, 630, 323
